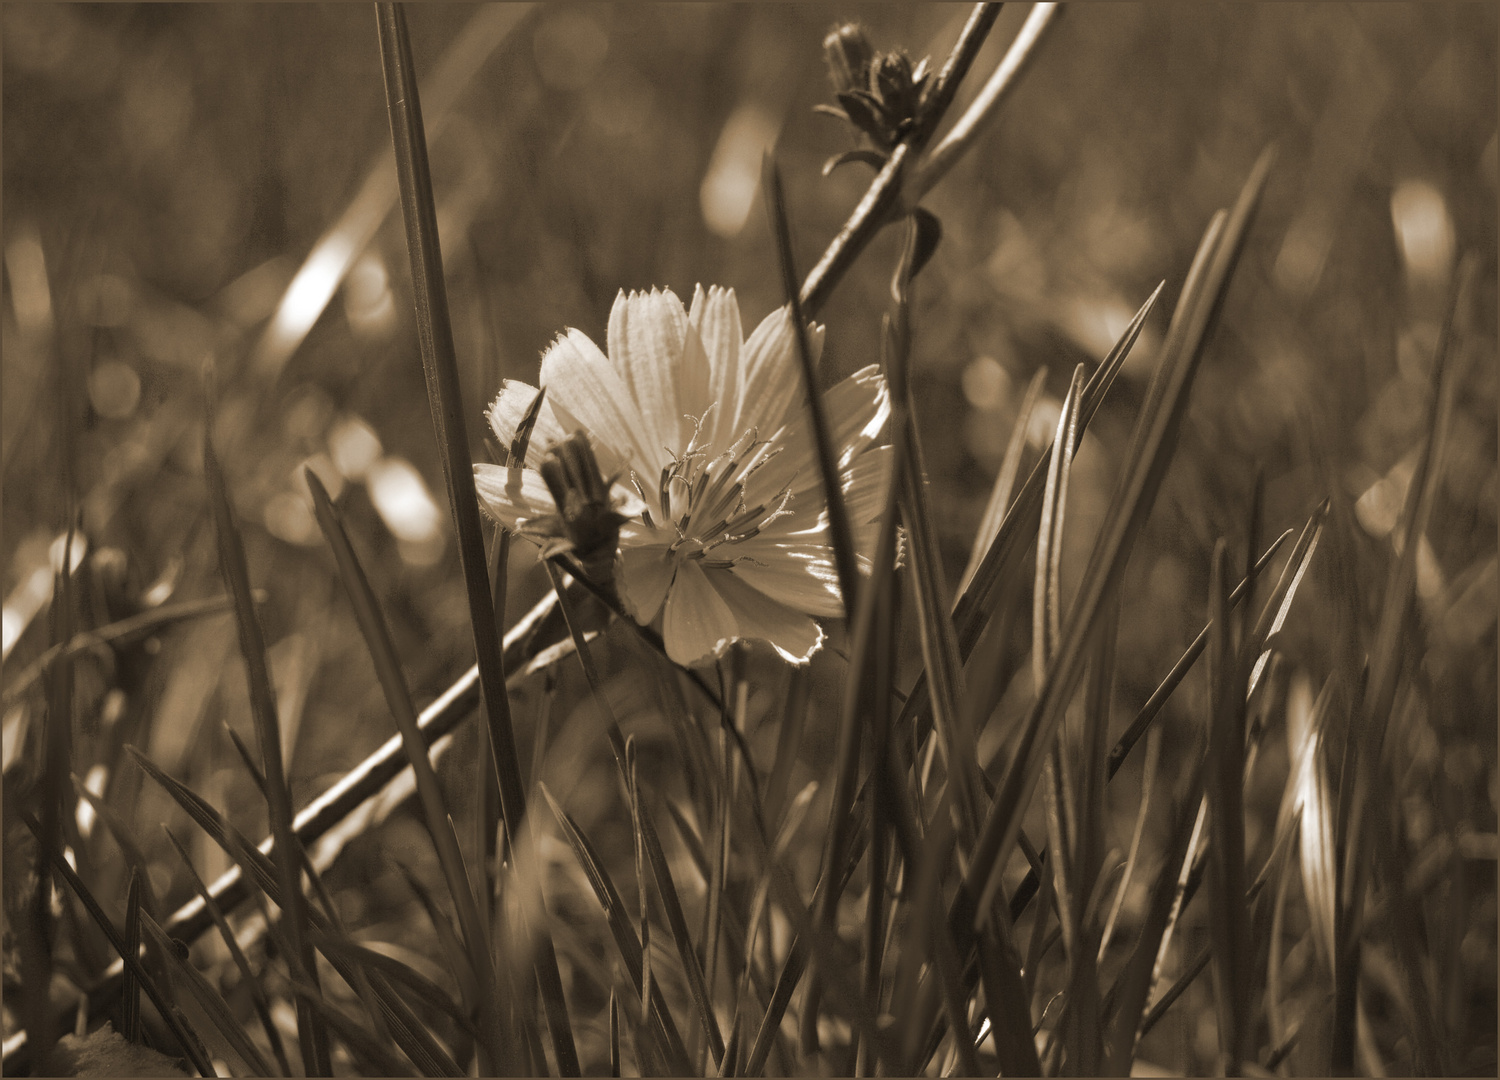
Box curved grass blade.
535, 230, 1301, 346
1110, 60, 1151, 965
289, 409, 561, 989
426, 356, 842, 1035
308, 931, 477, 1040
203, 401, 329, 1076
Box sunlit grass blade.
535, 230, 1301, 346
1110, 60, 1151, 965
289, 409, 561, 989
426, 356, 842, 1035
1205, 539, 1252, 1073
304, 467, 505, 1066
163, 827, 292, 1076
138, 908, 276, 1078
959, 365, 1046, 598
539, 782, 695, 1075
22, 812, 217, 1078
1332, 253, 1474, 1074
203, 394, 329, 1077
371, 17, 580, 1072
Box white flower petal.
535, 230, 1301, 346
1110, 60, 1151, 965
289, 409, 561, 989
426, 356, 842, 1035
743, 364, 888, 507
540, 328, 663, 477
473, 464, 559, 532
608, 288, 698, 459
732, 307, 825, 441
728, 542, 845, 617
662, 559, 738, 666
688, 285, 743, 449
758, 443, 894, 543
486, 379, 569, 468
706, 568, 825, 664
619, 544, 677, 623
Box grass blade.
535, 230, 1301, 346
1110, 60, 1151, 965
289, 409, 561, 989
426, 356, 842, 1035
291, 982, 418, 1078
375, 10, 582, 1071
966, 148, 1273, 942
122, 868, 143, 1045
959, 366, 1046, 597
897, 281, 1162, 750
203, 389, 329, 1076
1332, 254, 1474, 1073
763, 156, 861, 614
1205, 539, 1252, 1073
633, 759, 727, 1065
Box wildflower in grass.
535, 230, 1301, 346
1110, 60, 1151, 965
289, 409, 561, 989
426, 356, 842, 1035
475, 286, 891, 667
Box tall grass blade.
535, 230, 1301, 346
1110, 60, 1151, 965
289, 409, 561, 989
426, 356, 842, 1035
1206, 539, 1252, 1073
1332, 254, 1473, 1074
1100, 725, 1161, 963
122, 868, 143, 1046
203, 391, 329, 1076
967, 148, 1273, 939
898, 282, 1161, 750
375, 8, 582, 1070
763, 156, 861, 613
960, 366, 1046, 597
890, 232, 983, 840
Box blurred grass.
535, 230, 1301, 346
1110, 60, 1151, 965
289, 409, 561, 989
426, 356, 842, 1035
3, 4, 1495, 1076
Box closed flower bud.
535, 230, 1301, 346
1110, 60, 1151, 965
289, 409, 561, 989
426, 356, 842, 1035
823, 22, 874, 96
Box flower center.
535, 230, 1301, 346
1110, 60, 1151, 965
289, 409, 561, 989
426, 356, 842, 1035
630, 409, 794, 569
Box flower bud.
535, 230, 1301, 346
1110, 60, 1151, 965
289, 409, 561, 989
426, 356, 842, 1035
537, 431, 627, 587
823, 22, 874, 96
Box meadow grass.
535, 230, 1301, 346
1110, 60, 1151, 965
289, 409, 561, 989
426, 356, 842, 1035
3, 4, 1494, 1077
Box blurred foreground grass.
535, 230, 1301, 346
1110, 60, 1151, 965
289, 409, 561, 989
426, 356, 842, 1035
3, 4, 1495, 1076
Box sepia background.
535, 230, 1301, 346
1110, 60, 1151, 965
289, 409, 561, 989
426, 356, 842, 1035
4, 4, 1495, 1075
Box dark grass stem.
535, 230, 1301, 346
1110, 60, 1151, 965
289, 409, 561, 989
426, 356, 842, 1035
763, 157, 861, 617
375, 7, 580, 1073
